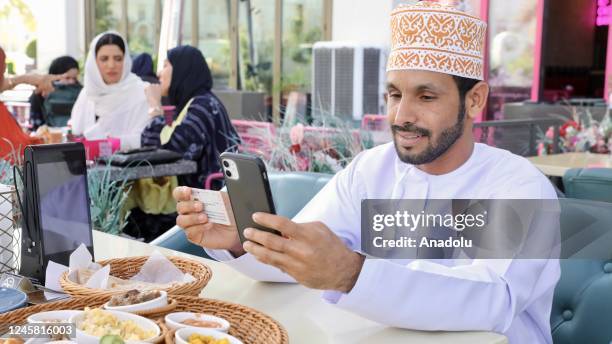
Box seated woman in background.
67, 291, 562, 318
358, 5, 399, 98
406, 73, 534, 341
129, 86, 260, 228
142, 45, 240, 188
132, 53, 159, 84
29, 56, 82, 130
70, 32, 149, 150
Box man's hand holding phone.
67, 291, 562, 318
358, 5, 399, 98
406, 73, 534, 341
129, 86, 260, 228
173, 187, 245, 257
174, 185, 364, 293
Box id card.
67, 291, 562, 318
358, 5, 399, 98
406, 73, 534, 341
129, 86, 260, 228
191, 188, 232, 226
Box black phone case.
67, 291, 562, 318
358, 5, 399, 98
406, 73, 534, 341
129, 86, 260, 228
21, 145, 45, 282
220, 153, 279, 243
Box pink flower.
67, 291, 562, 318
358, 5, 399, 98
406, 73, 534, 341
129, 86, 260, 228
537, 142, 546, 156
296, 154, 309, 171
545, 127, 554, 139
290, 124, 305, 145
560, 120, 579, 138
570, 136, 579, 145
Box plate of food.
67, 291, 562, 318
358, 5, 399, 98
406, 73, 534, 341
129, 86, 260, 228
69, 308, 160, 344
24, 339, 77, 344
175, 328, 243, 344
0, 288, 27, 313
165, 312, 230, 333
103, 290, 167, 313
26, 310, 81, 324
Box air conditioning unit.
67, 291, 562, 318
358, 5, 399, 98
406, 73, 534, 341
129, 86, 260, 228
312, 42, 387, 122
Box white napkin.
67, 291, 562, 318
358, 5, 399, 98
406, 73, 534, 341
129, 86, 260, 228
130, 250, 195, 284
85, 264, 110, 288
46, 244, 194, 291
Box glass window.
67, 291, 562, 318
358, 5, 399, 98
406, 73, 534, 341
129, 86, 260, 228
179, 0, 231, 89
238, 0, 274, 94
281, 0, 323, 94
179, 0, 193, 45
197, 0, 231, 88
94, 0, 122, 35
126, 0, 162, 55
487, 0, 538, 119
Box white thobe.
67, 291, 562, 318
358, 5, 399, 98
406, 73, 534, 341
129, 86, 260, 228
207, 142, 560, 344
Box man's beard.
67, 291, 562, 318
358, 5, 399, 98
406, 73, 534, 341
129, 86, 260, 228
392, 106, 466, 165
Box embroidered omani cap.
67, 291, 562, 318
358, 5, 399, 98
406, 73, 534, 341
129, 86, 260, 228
387, 0, 487, 80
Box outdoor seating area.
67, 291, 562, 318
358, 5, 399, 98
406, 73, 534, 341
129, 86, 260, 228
1, 1, 612, 343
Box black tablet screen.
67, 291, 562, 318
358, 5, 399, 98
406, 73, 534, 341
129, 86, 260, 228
36, 149, 92, 264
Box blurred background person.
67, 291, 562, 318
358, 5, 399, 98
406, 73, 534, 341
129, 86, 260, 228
70, 31, 148, 150
132, 53, 159, 84
142, 45, 240, 189
29, 55, 81, 130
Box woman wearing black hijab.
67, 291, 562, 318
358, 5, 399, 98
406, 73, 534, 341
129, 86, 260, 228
29, 55, 81, 129
131, 53, 159, 84
142, 45, 240, 188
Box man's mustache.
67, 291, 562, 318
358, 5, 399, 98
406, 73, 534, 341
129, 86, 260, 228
391, 123, 430, 137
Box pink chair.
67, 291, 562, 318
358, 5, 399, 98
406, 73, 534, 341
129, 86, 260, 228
231, 120, 276, 157
361, 114, 392, 145
237, 133, 274, 159
231, 119, 276, 137
205, 172, 225, 190
301, 126, 362, 151
4, 101, 30, 129
361, 114, 388, 130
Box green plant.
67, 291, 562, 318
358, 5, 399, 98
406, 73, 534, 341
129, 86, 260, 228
0, 0, 36, 31
239, 27, 272, 93
87, 160, 132, 235
240, 112, 372, 173
0, 160, 14, 186
280, 4, 322, 93
6, 61, 14, 75
95, 0, 118, 34
25, 39, 36, 60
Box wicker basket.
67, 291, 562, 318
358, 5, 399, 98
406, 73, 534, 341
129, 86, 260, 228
59, 255, 212, 298
133, 298, 179, 318
168, 295, 289, 344
0, 295, 289, 344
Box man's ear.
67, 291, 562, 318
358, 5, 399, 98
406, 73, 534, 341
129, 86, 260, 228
465, 81, 489, 120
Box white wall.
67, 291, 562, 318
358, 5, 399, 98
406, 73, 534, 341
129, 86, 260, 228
332, 0, 483, 48
34, 0, 85, 71
332, 0, 392, 47
332, 0, 419, 48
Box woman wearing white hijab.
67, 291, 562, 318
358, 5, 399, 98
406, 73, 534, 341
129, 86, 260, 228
70, 31, 148, 149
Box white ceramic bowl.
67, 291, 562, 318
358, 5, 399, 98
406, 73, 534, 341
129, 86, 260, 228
165, 312, 230, 333
69, 309, 160, 344
103, 290, 168, 313
27, 310, 82, 324
24, 339, 76, 344
175, 328, 242, 344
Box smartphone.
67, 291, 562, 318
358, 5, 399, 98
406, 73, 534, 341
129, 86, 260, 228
219, 152, 279, 243
20, 143, 94, 283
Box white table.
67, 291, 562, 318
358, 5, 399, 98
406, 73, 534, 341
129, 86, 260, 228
528, 152, 612, 177
93, 231, 508, 344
